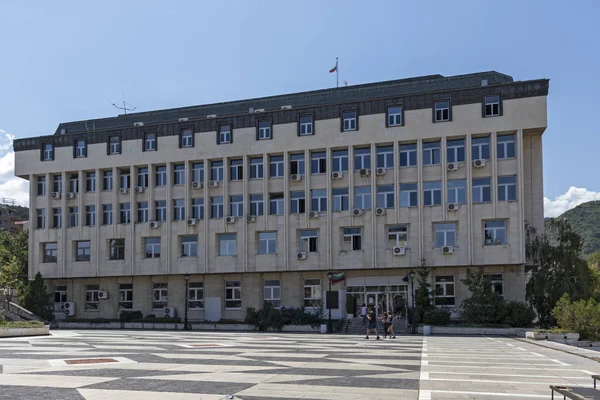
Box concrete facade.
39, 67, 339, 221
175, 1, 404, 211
13, 71, 548, 321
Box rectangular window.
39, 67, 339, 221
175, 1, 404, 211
263, 280, 280, 307
269, 193, 284, 215
211, 160, 224, 182
173, 199, 185, 221
434, 100, 450, 122
211, 196, 224, 219
75, 139, 86, 158
423, 141, 441, 166
250, 194, 264, 216
154, 166, 166, 187
219, 234, 236, 256
37, 176, 46, 196
42, 143, 53, 161
229, 159, 243, 181
69, 173, 79, 193
85, 172, 96, 192
484, 220, 507, 245
484, 95, 500, 117
250, 157, 263, 179
354, 147, 371, 170
354, 186, 372, 210
154, 200, 166, 222
472, 136, 490, 160
290, 153, 305, 175
109, 135, 121, 155
192, 198, 204, 220
85, 205, 96, 226
447, 139, 465, 163
299, 115, 313, 136
447, 179, 466, 204
342, 227, 362, 251
311, 189, 327, 212
180, 128, 193, 148
300, 229, 319, 252
376, 145, 394, 169
85, 285, 100, 311
181, 235, 198, 257
69, 207, 78, 227
109, 239, 125, 260
120, 168, 131, 189
120, 203, 131, 224
400, 183, 418, 207
103, 170, 113, 191
173, 164, 185, 185
435, 276, 455, 306
102, 204, 112, 225
52, 207, 62, 228
304, 279, 322, 307
218, 125, 231, 144
290, 191, 306, 214
144, 133, 157, 151
342, 110, 357, 131
230, 195, 244, 217
491, 274, 504, 296
387, 105, 403, 126
43, 242, 57, 263
54, 286, 67, 305
332, 150, 349, 172
333, 188, 349, 212
152, 282, 168, 309
376, 185, 394, 209
53, 175, 62, 193
423, 181, 442, 206
192, 162, 204, 184
473, 178, 492, 203
76, 241, 91, 262
388, 225, 408, 248
434, 223, 456, 247
399, 144, 417, 167
145, 237, 161, 258
225, 281, 241, 309
135, 167, 148, 188
497, 134, 516, 159
118, 284, 133, 309
498, 175, 517, 201
311, 151, 327, 174
188, 282, 204, 310
258, 232, 277, 255
257, 120, 272, 140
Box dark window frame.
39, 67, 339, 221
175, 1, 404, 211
40, 141, 54, 162
482, 93, 503, 118
217, 122, 233, 145
432, 98, 452, 123
73, 137, 88, 159
297, 113, 315, 136
340, 108, 359, 132
178, 126, 195, 148
142, 131, 158, 152
106, 133, 122, 155
256, 118, 273, 141
385, 103, 405, 128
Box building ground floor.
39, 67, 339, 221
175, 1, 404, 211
48, 264, 526, 322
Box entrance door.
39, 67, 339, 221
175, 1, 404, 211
366, 292, 386, 318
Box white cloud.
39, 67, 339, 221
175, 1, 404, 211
0, 130, 29, 206
544, 187, 600, 217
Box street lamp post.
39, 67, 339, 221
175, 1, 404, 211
408, 270, 416, 334
326, 271, 333, 334
184, 274, 190, 331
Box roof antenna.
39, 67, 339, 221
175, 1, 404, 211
103, 90, 136, 115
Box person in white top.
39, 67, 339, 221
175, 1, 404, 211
360, 303, 368, 325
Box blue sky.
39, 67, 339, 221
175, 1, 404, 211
1, 0, 599, 215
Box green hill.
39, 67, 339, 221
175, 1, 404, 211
551, 201, 600, 255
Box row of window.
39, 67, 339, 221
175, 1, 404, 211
40, 219, 508, 265
35, 176, 517, 228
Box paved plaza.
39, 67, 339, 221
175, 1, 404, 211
0, 330, 598, 399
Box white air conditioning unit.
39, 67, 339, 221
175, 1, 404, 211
133, 122, 144, 127
208, 180, 219, 188
473, 159, 486, 168
442, 246, 454, 254
63, 302, 76, 317
375, 207, 386, 216
192, 181, 203, 189
178, 118, 189, 122
331, 171, 343, 180
447, 163, 459, 172
98, 291, 109, 300
226, 216, 237, 224
308, 211, 319, 218
246, 215, 256, 223
187, 218, 197, 226
352, 208, 365, 216
134, 186, 144, 193
359, 168, 371, 177
447, 203, 459, 212
119, 188, 129, 194
51, 192, 61, 199
150, 221, 161, 229
393, 246, 406, 256
164, 307, 177, 318
290, 174, 302, 182
376, 167, 386, 176
296, 252, 307, 260
206, 114, 217, 119
66, 192, 76, 199
254, 108, 265, 113
281, 105, 292, 110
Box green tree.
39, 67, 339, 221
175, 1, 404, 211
414, 259, 434, 324
584, 250, 600, 267
0, 257, 28, 298
19, 272, 53, 321
0, 229, 28, 269
460, 268, 506, 324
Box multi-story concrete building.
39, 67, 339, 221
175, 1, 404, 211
13, 71, 548, 321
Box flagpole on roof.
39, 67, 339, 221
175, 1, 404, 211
336, 57, 339, 88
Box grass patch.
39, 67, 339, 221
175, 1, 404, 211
0, 320, 45, 328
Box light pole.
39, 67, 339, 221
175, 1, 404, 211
408, 270, 416, 334
326, 271, 333, 334
184, 273, 190, 331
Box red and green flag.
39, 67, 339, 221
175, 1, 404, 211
329, 64, 337, 73
331, 272, 345, 283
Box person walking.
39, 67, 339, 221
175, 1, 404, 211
365, 311, 380, 340
360, 303, 368, 325
382, 312, 390, 339
386, 312, 396, 339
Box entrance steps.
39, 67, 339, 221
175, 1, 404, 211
345, 316, 409, 335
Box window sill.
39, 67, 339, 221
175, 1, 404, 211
424, 204, 442, 207
399, 165, 417, 169
178, 256, 198, 259
257, 253, 277, 256
497, 157, 516, 161
423, 163, 441, 167
217, 255, 237, 258
484, 114, 501, 118
74, 260, 91, 263
433, 119, 450, 123
483, 244, 509, 247
225, 308, 242, 311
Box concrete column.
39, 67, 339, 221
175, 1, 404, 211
393, 141, 400, 224
466, 136, 473, 266
517, 129, 525, 264
165, 162, 172, 275
491, 132, 498, 219
95, 168, 101, 277
28, 174, 36, 280
243, 155, 249, 273
370, 143, 376, 269
326, 146, 332, 272
417, 140, 424, 261
283, 152, 289, 271
203, 158, 209, 274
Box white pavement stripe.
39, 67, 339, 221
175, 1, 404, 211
78, 389, 225, 399
0, 374, 117, 389
582, 370, 596, 375
426, 390, 548, 398
418, 389, 432, 400
550, 358, 570, 366
530, 352, 545, 357
235, 383, 418, 400
429, 371, 591, 379
428, 377, 594, 386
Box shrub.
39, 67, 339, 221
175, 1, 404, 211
460, 269, 506, 325
423, 308, 451, 326
552, 293, 600, 340
131, 317, 181, 323
145, 314, 156, 319
119, 310, 143, 322
244, 304, 323, 331
503, 301, 536, 328
1, 320, 44, 328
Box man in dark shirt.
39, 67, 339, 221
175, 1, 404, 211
365, 311, 380, 340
